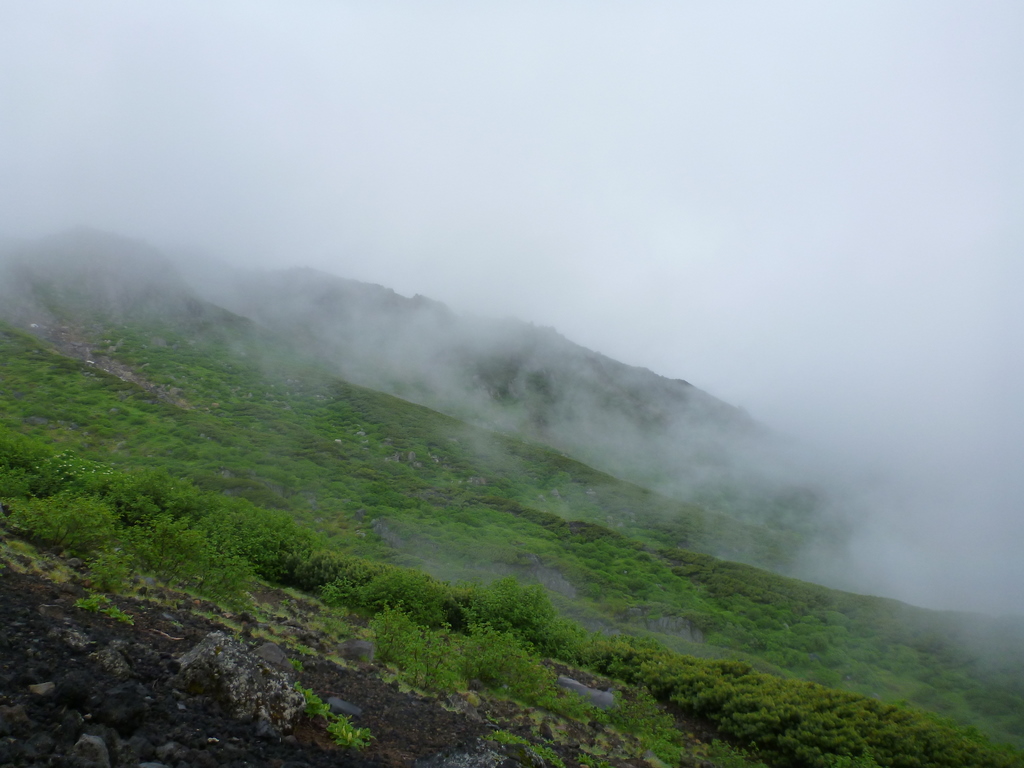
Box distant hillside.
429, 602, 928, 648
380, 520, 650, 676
2, 229, 840, 545
1, 229, 1023, 751
180, 251, 840, 543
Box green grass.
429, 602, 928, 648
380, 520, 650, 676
1, 307, 1023, 753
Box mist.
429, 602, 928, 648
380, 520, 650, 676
1, 2, 1022, 615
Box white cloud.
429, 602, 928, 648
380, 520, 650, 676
1, 0, 1022, 612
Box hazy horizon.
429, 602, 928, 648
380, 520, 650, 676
1, 2, 1022, 615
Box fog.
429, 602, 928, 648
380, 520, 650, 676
1, 2, 1022, 614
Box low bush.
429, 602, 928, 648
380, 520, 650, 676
7, 493, 117, 556
463, 576, 588, 661
320, 558, 460, 628
126, 514, 252, 602
370, 607, 462, 690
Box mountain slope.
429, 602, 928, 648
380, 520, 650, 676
179, 253, 836, 541
1, 231, 1023, 751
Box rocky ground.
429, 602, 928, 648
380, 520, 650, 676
0, 539, 723, 768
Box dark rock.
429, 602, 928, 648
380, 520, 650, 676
57, 671, 94, 707
155, 741, 188, 764
95, 682, 149, 735
0, 704, 31, 737
172, 631, 304, 732
255, 717, 281, 740
327, 697, 363, 718
38, 603, 65, 619
254, 642, 295, 677
191, 749, 219, 768
445, 694, 482, 723
58, 709, 85, 744
71, 733, 112, 768
92, 640, 134, 679
0, 739, 22, 764
337, 639, 374, 663
109, 733, 141, 767
49, 625, 93, 651
16, 668, 44, 686
128, 733, 156, 760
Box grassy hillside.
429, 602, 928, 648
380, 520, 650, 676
1, 424, 1022, 768
11, 229, 840, 544
0, 299, 1023, 753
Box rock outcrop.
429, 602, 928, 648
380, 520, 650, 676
172, 631, 305, 733
555, 676, 615, 709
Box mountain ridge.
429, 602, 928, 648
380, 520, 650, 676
2, 229, 1023, 756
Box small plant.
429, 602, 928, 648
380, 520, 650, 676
295, 684, 333, 719
326, 716, 374, 750
75, 593, 135, 624
290, 658, 304, 672
295, 683, 373, 749
88, 548, 133, 592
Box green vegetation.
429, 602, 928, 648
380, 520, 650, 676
295, 684, 373, 749
490, 731, 567, 768
0, 295, 1023, 766
74, 593, 135, 624
2, 417, 1020, 766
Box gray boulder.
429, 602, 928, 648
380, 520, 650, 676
337, 638, 375, 662
70, 734, 110, 768
172, 631, 304, 732
254, 642, 295, 677
327, 696, 362, 718
90, 640, 133, 679
555, 675, 615, 709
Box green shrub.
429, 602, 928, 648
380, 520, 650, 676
582, 637, 1021, 768
88, 548, 134, 592
194, 499, 318, 582
460, 623, 550, 697
320, 558, 459, 628
464, 576, 587, 660
8, 492, 117, 555
370, 607, 462, 690
291, 550, 359, 592
127, 514, 251, 602
359, 568, 454, 627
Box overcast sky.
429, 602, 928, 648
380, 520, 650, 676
1, 1, 1022, 614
